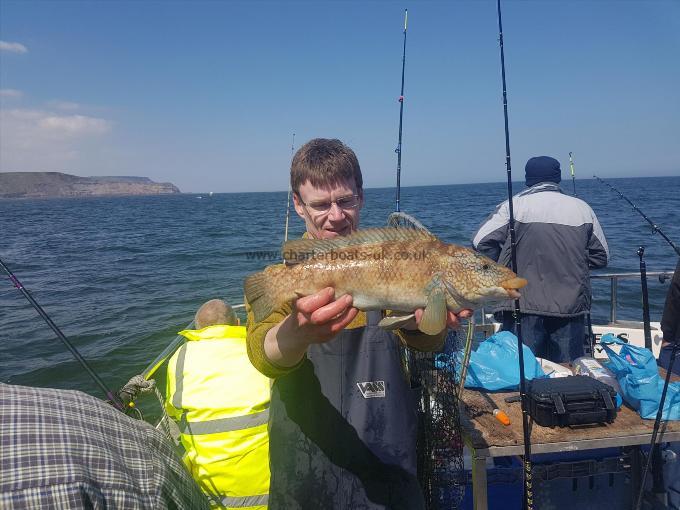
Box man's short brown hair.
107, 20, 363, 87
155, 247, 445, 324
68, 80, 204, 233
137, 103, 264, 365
194, 299, 238, 329
290, 138, 363, 194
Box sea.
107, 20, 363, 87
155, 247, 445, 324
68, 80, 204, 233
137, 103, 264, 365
1, 176, 679, 415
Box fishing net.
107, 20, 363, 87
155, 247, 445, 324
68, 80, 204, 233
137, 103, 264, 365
387, 212, 466, 509
387, 211, 429, 232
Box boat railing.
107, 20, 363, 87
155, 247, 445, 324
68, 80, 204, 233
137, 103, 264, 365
590, 270, 674, 324
475, 270, 675, 331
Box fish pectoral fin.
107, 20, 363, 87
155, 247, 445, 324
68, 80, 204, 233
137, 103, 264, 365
419, 287, 447, 335
378, 313, 416, 330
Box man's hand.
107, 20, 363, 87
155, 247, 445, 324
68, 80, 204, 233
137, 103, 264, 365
264, 287, 358, 368
285, 287, 359, 344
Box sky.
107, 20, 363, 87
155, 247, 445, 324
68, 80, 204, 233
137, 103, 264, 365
1, 0, 678, 193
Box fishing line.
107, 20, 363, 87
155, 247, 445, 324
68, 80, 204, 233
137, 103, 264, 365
284, 132, 296, 244
0, 257, 126, 412
594, 175, 680, 257
569, 152, 576, 196
394, 9, 407, 213
495, 1, 533, 508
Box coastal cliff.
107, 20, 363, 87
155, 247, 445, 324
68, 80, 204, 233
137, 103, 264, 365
0, 172, 181, 198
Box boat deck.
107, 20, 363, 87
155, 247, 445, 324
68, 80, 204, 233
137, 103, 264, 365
459, 369, 680, 509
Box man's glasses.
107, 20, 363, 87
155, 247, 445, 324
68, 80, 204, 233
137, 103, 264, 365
298, 194, 361, 214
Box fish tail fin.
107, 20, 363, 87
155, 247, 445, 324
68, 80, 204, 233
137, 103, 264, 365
244, 268, 287, 322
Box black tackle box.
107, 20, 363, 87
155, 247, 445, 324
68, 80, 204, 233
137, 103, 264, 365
525, 375, 618, 428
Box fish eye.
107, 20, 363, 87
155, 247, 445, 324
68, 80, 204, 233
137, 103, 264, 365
482, 263, 490, 271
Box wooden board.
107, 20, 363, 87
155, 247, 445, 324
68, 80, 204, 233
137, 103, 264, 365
459, 370, 680, 453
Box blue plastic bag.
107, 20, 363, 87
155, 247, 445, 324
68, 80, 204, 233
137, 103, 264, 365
436, 331, 545, 391
600, 334, 680, 420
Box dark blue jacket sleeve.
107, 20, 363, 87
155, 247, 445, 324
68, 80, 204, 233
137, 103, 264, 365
661, 258, 680, 343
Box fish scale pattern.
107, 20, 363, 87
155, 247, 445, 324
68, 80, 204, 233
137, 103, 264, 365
245, 227, 525, 325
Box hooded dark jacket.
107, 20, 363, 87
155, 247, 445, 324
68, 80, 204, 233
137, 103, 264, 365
472, 182, 609, 317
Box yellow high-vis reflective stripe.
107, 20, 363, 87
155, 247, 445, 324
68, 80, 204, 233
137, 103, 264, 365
221, 493, 268, 509
171, 344, 188, 410
166, 325, 270, 509
180, 408, 269, 434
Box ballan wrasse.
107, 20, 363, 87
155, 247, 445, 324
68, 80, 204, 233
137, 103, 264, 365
244, 227, 527, 335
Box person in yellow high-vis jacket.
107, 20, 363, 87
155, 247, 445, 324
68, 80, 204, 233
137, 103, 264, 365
166, 299, 270, 509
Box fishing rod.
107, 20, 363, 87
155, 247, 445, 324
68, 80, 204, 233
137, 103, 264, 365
635, 342, 679, 510
394, 8, 408, 213
634, 246, 674, 508
569, 152, 576, 196
0, 257, 126, 412
594, 175, 680, 257
284, 132, 296, 243
594, 173, 680, 491
638, 247, 653, 351
496, 1, 533, 508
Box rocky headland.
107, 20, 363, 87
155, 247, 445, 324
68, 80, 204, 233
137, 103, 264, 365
0, 172, 181, 198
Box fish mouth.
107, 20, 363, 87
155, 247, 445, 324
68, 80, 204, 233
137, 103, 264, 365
501, 277, 527, 299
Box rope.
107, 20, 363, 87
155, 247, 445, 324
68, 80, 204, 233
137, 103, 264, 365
117, 373, 177, 443
457, 317, 475, 398
153, 385, 176, 443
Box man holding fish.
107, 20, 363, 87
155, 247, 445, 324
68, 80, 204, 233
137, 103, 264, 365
245, 138, 525, 509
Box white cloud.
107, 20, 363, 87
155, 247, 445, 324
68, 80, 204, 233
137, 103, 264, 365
38, 114, 110, 135
0, 108, 112, 172
47, 100, 81, 111
0, 41, 28, 54
0, 89, 23, 98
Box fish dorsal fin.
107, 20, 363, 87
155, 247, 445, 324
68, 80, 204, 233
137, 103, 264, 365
282, 227, 437, 262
